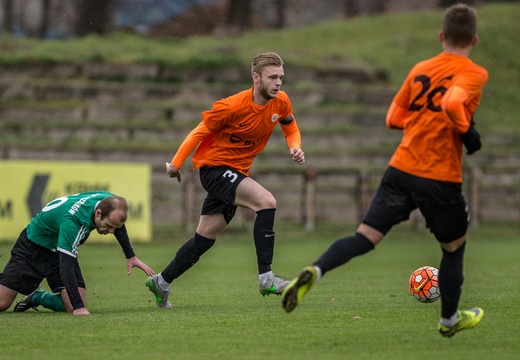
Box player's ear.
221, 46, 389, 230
471, 35, 478, 46
252, 71, 260, 82
438, 31, 444, 43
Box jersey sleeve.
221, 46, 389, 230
280, 116, 301, 149
171, 121, 212, 168
386, 100, 408, 129
441, 67, 488, 133
114, 225, 135, 259
202, 98, 231, 132
386, 74, 413, 129
56, 218, 89, 258
171, 99, 231, 168
59, 252, 85, 310
277, 93, 301, 148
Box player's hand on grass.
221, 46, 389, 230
73, 307, 90, 315
126, 256, 154, 276
165, 162, 182, 182
290, 147, 305, 165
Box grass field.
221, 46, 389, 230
0, 222, 519, 359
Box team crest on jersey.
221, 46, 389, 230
271, 114, 279, 122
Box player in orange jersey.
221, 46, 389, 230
146, 52, 305, 308
282, 4, 487, 338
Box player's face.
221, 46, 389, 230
256, 66, 284, 101
93, 209, 125, 235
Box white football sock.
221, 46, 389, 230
440, 311, 459, 327
313, 265, 322, 283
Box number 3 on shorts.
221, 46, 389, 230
223, 170, 238, 183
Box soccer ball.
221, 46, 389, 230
409, 266, 440, 303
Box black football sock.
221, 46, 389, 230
161, 233, 215, 283
314, 232, 374, 275
439, 242, 465, 319
253, 208, 276, 274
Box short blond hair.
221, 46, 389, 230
251, 52, 284, 75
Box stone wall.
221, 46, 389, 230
1, 62, 519, 229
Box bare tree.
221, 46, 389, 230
226, 0, 251, 30
3, 0, 14, 32
371, 0, 387, 14
38, 0, 51, 38
274, 0, 287, 29
344, 0, 360, 17
75, 0, 116, 36
345, 0, 387, 17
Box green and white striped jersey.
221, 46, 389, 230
26, 192, 115, 257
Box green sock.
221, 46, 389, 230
31, 291, 66, 312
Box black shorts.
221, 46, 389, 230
0, 228, 85, 295
362, 167, 469, 243
199, 165, 247, 224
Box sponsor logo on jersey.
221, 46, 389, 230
68, 193, 101, 215
228, 135, 264, 146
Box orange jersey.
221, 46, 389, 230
386, 52, 488, 183
171, 88, 301, 175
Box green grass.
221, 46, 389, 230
1, 222, 519, 359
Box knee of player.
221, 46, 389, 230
0, 298, 14, 312
0, 294, 16, 311
259, 193, 276, 210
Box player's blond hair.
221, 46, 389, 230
442, 3, 477, 47
251, 52, 284, 75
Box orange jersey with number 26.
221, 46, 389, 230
386, 52, 488, 183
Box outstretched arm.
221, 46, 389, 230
126, 256, 154, 276
114, 225, 154, 276
168, 121, 213, 183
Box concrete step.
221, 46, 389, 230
0, 77, 395, 106
0, 61, 387, 85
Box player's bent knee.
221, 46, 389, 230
0, 288, 17, 311
260, 193, 276, 209
440, 236, 466, 252
0, 299, 14, 311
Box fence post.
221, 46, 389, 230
182, 169, 198, 232
468, 166, 481, 229
303, 168, 317, 232
356, 171, 372, 222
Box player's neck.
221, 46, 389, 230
442, 43, 473, 58
443, 47, 471, 58
252, 88, 270, 106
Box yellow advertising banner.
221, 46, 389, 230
0, 160, 151, 242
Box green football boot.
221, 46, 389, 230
281, 266, 317, 313
259, 272, 291, 296
438, 308, 484, 337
